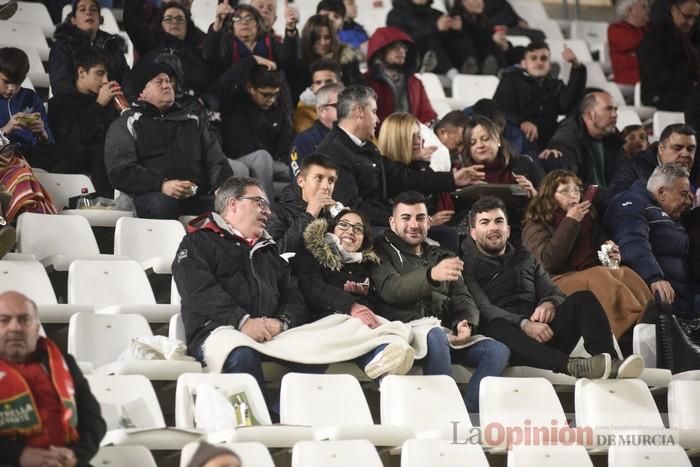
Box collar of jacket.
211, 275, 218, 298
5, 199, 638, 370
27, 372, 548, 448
304, 218, 379, 271
380, 228, 433, 261
188, 212, 274, 245
462, 235, 516, 265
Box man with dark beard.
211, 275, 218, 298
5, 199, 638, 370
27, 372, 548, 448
462, 195, 645, 379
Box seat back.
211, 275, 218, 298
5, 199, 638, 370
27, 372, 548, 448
509, 445, 594, 467
180, 442, 274, 467
0, 260, 58, 304
380, 375, 472, 436
68, 260, 156, 308
68, 312, 153, 368
17, 213, 100, 260
114, 217, 185, 272
15, 2, 55, 37
86, 374, 166, 429
291, 440, 382, 467
175, 372, 273, 429
510, 0, 548, 24
652, 111, 685, 139
416, 73, 447, 101
0, 21, 50, 59
400, 439, 489, 467
570, 20, 609, 49
479, 376, 567, 449
280, 373, 373, 427
530, 18, 563, 40
451, 74, 499, 107
547, 39, 593, 63
169, 313, 186, 341
608, 445, 691, 467
33, 172, 95, 211
617, 109, 643, 131
668, 379, 700, 430
91, 446, 158, 467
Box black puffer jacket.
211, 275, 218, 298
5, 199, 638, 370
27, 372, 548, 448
50, 22, 129, 94
462, 237, 566, 326
292, 218, 381, 320
173, 213, 309, 355
371, 229, 479, 329
387, 0, 443, 48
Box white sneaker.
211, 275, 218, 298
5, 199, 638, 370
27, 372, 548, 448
364, 342, 415, 380
611, 354, 645, 379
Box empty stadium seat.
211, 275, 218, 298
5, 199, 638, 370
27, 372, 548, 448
617, 108, 644, 131
570, 19, 608, 56
175, 372, 314, 447
114, 217, 185, 274
280, 372, 412, 445
479, 376, 568, 451
668, 379, 700, 451
291, 439, 383, 467
510, 0, 548, 24
0, 21, 50, 60
380, 375, 472, 440
633, 323, 657, 368
652, 111, 685, 139
68, 259, 180, 322
68, 312, 201, 378
16, 213, 121, 272
451, 74, 499, 108
508, 444, 593, 467
400, 439, 489, 467
189, 0, 217, 33
547, 39, 593, 64
180, 441, 275, 467
91, 445, 158, 467
608, 445, 692, 467
530, 18, 564, 40
87, 374, 201, 449
15, 2, 55, 38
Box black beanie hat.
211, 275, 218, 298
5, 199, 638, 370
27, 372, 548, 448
129, 60, 174, 98
187, 442, 240, 467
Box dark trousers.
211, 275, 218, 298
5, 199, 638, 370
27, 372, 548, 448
23, 141, 86, 174
132, 192, 214, 219
481, 291, 617, 373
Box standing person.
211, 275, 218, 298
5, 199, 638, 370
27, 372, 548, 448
608, 0, 650, 90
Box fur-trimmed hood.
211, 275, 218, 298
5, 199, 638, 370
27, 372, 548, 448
303, 218, 379, 271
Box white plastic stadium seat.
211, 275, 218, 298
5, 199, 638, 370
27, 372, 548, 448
668, 379, 700, 451
616, 108, 643, 131
175, 372, 314, 447
510, 0, 548, 24
68, 312, 201, 379
91, 445, 157, 467
15, 2, 55, 38
114, 217, 186, 274
608, 445, 691, 467
547, 39, 593, 64
508, 444, 593, 467
0, 21, 50, 60
530, 18, 564, 40
87, 374, 201, 449
281, 373, 412, 445
570, 19, 608, 55
400, 439, 489, 467
180, 442, 274, 467
451, 74, 499, 108
291, 440, 383, 467
652, 111, 685, 139
416, 73, 448, 102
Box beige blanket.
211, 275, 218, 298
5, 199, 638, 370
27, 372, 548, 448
203, 314, 488, 373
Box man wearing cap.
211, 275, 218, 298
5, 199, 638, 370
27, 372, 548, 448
104, 60, 233, 219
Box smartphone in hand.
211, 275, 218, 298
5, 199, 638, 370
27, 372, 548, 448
583, 185, 599, 203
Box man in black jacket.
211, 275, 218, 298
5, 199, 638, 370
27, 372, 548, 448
173, 177, 310, 394
0, 291, 105, 467
315, 84, 482, 227
463, 196, 644, 379
104, 60, 233, 219
267, 154, 340, 253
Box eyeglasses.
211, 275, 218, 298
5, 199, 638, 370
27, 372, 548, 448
233, 15, 256, 24
556, 187, 583, 196
336, 220, 364, 235
238, 195, 271, 210
254, 88, 279, 101
163, 15, 186, 24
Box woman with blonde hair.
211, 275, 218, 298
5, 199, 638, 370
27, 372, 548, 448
522, 169, 652, 342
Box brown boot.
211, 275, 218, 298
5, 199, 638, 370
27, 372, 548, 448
0, 191, 10, 226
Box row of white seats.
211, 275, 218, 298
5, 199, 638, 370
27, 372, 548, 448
85, 372, 700, 454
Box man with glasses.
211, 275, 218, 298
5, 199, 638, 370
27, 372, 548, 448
364, 27, 436, 126
173, 176, 311, 404
219, 62, 292, 198
0, 291, 105, 467
292, 58, 341, 133
494, 41, 586, 151
105, 60, 232, 219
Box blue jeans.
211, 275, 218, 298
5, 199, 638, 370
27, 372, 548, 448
451, 338, 510, 414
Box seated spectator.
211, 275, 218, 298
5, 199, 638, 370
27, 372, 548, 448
172, 177, 315, 400
609, 123, 696, 198
547, 92, 623, 204
469, 98, 529, 157
0, 48, 86, 175
621, 124, 649, 160
293, 58, 341, 134
608, 0, 650, 89
638, 0, 700, 111
339, 0, 369, 51
123, 1, 210, 99
484, 0, 545, 41
289, 82, 343, 178
292, 14, 363, 100
50, 0, 129, 95
204, 3, 292, 77
267, 154, 340, 253
522, 170, 652, 341
293, 209, 415, 378
0, 291, 106, 466
494, 41, 587, 150
105, 61, 232, 219
219, 61, 292, 197
364, 27, 437, 126
371, 191, 510, 413
187, 442, 241, 467
434, 110, 470, 163
464, 196, 645, 378
456, 115, 544, 243
605, 164, 696, 317
48, 47, 119, 198
315, 85, 480, 227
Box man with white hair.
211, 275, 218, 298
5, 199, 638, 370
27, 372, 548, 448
605, 164, 696, 317
608, 0, 650, 89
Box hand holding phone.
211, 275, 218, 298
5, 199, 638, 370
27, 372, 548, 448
582, 185, 598, 203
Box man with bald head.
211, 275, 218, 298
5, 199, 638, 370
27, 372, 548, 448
547, 91, 624, 204
0, 291, 105, 467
